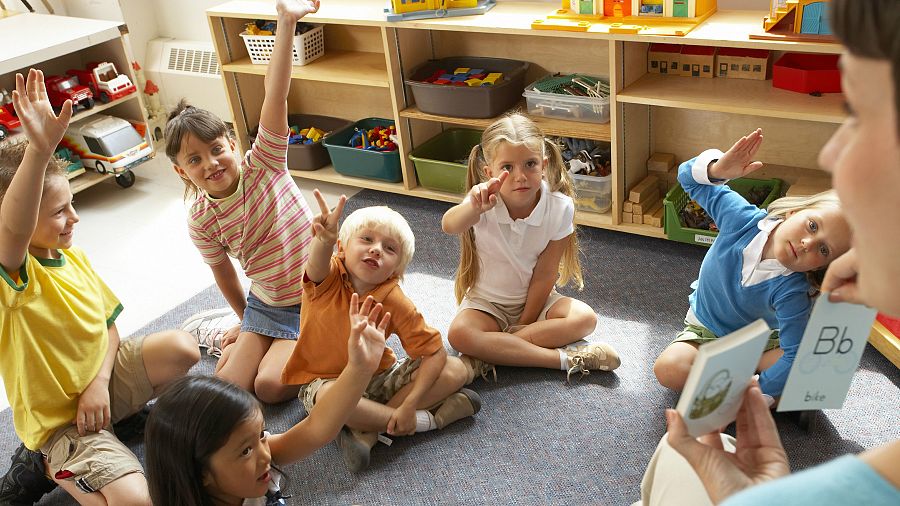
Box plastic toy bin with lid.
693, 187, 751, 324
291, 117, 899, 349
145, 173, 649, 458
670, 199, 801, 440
523, 78, 610, 124
572, 173, 612, 214
664, 178, 784, 247
251, 114, 353, 171
321, 118, 402, 183
406, 57, 529, 119
408, 128, 481, 194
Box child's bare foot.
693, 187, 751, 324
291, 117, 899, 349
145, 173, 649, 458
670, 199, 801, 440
709, 128, 765, 180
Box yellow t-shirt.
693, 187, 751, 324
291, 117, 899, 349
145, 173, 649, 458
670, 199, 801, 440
0, 247, 122, 449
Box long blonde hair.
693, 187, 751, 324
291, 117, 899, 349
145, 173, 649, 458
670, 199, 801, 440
454, 113, 584, 303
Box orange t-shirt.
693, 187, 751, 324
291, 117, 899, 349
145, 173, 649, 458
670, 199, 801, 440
281, 255, 444, 385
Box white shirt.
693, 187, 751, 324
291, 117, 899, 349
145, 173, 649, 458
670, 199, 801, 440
469, 180, 575, 305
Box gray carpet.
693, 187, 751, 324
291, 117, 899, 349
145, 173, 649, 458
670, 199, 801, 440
3, 189, 898, 505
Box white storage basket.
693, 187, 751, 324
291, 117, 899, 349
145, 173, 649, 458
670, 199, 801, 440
240, 25, 325, 65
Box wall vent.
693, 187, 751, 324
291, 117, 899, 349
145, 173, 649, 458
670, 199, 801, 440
146, 38, 230, 121
166, 47, 220, 76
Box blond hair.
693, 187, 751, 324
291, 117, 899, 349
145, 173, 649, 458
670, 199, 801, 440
339, 206, 415, 279
454, 113, 583, 304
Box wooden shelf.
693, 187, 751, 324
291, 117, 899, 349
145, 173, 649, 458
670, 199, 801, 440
66, 168, 86, 180
0, 13, 123, 75
223, 50, 389, 88
69, 171, 112, 194
869, 321, 900, 369
400, 104, 612, 142
617, 73, 846, 123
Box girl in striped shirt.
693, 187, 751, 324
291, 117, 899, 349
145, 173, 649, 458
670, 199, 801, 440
163, 0, 320, 403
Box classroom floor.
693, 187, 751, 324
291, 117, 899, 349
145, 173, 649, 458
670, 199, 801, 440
0, 154, 358, 411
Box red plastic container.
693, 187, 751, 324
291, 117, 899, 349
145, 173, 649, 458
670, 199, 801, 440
772, 53, 841, 94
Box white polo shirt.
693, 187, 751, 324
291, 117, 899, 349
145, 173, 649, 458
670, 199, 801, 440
469, 180, 575, 305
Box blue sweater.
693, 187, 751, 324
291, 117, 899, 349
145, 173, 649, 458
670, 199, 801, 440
679, 158, 812, 396
722, 455, 900, 506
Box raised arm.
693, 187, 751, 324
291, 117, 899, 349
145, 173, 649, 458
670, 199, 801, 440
258, 0, 320, 136
306, 189, 345, 283
0, 70, 72, 274
442, 170, 508, 235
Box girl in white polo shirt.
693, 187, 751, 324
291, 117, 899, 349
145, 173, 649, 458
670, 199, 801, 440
442, 113, 621, 384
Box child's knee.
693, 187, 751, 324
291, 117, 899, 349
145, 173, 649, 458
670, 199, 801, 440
653, 352, 689, 391
442, 356, 468, 389
254, 373, 295, 404
573, 310, 598, 336
447, 324, 477, 353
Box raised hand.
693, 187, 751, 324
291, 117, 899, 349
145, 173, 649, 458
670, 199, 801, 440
276, 0, 320, 21
468, 170, 509, 213
665, 381, 790, 503
311, 189, 346, 244
709, 128, 765, 181
11, 69, 73, 155
347, 292, 390, 375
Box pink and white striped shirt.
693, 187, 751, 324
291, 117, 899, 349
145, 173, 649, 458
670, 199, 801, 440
187, 125, 313, 307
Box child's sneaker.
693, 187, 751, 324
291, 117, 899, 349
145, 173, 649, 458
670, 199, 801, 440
564, 342, 621, 383
336, 427, 377, 473
0, 443, 57, 505
459, 355, 497, 385
180, 308, 240, 358
431, 388, 482, 429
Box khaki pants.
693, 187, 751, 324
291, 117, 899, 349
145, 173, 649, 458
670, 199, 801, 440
40, 336, 153, 494
634, 432, 736, 506
299, 357, 422, 412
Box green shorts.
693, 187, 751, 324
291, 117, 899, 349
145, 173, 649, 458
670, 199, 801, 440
673, 321, 781, 351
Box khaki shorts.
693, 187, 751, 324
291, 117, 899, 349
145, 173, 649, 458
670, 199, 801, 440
299, 357, 422, 413
458, 290, 566, 333
673, 321, 781, 351
40, 336, 153, 493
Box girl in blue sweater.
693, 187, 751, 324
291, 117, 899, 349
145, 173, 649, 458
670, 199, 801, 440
653, 129, 852, 400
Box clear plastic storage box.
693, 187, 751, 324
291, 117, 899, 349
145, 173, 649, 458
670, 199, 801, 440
572, 173, 612, 214
523, 79, 610, 124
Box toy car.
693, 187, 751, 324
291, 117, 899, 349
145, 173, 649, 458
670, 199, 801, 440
46, 75, 94, 111
59, 114, 151, 188
0, 103, 21, 142
67, 62, 137, 104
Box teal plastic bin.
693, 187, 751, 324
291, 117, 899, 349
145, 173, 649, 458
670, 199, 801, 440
322, 118, 401, 183
409, 128, 481, 194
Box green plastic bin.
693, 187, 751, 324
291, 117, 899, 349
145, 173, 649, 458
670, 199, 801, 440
409, 128, 481, 194
664, 177, 784, 247
322, 118, 401, 183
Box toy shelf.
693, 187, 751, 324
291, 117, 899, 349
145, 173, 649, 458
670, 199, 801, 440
617, 73, 846, 123
222, 50, 390, 88
208, 0, 842, 240
399, 104, 612, 142
0, 12, 153, 195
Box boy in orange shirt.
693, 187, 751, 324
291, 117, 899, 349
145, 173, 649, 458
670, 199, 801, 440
281, 190, 480, 472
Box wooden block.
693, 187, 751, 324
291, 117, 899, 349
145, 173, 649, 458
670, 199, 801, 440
632, 212, 644, 225
623, 201, 633, 213
643, 200, 663, 221
621, 212, 633, 224
633, 190, 660, 214
629, 175, 660, 203
650, 206, 665, 227
647, 152, 676, 173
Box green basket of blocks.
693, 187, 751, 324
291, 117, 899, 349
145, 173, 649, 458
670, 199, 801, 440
408, 128, 481, 194
664, 177, 784, 247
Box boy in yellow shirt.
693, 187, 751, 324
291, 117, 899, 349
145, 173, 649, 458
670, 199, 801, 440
281, 190, 481, 472
0, 69, 199, 504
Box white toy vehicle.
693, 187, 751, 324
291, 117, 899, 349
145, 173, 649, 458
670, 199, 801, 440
60, 114, 151, 188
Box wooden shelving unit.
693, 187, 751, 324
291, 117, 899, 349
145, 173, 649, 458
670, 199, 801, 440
207, 0, 841, 241
0, 12, 153, 195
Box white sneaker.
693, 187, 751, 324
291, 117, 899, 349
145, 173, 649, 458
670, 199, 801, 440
180, 308, 240, 358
